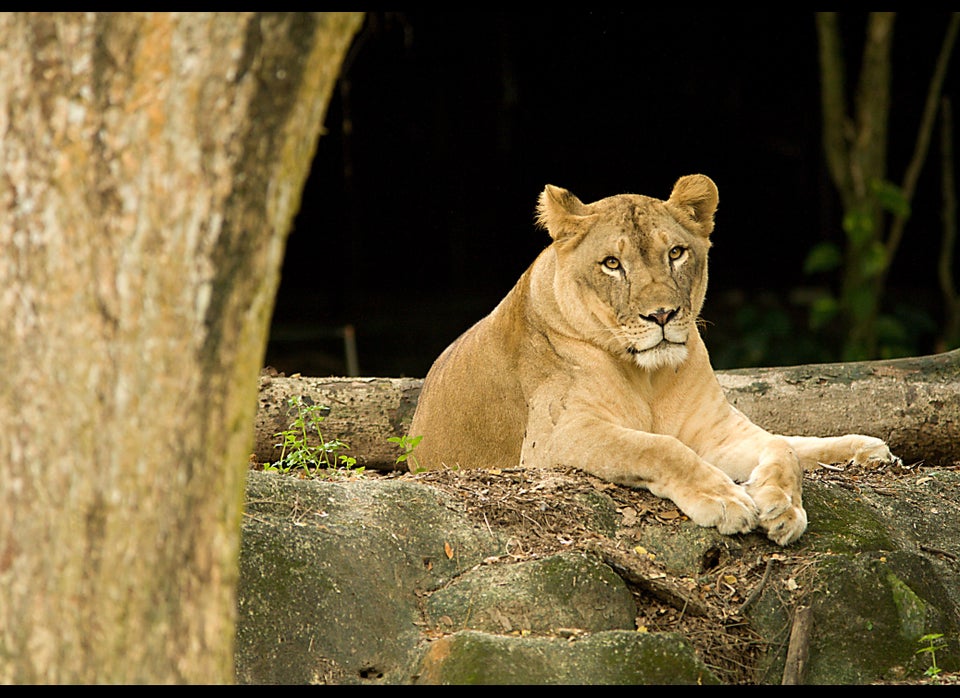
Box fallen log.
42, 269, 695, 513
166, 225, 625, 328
717, 349, 960, 468
253, 349, 960, 471
254, 370, 423, 470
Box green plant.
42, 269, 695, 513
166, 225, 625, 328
267, 396, 363, 479
388, 434, 422, 472
917, 632, 947, 679
814, 13, 959, 362
802, 182, 920, 361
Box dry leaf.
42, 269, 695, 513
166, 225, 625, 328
444, 541, 454, 559
633, 545, 656, 560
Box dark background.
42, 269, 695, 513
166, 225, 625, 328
265, 11, 960, 377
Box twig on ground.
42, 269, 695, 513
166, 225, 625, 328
782, 605, 813, 685
583, 538, 713, 618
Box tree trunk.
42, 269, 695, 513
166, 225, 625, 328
253, 350, 960, 473
0, 12, 363, 683
816, 13, 959, 361
816, 12, 895, 360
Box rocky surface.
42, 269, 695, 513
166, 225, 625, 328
235, 459, 960, 684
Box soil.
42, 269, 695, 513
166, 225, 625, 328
366, 459, 960, 685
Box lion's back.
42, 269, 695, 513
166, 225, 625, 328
409, 294, 532, 471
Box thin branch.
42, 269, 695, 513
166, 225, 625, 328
883, 13, 960, 283
781, 605, 813, 685
939, 97, 960, 349
584, 539, 713, 619
816, 12, 853, 206
738, 557, 777, 616
853, 12, 895, 200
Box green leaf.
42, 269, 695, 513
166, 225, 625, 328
842, 208, 875, 247
876, 314, 907, 344
809, 294, 839, 330
871, 179, 911, 218
804, 242, 842, 275
845, 285, 876, 322
860, 240, 888, 279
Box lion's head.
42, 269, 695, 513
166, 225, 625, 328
535, 174, 718, 371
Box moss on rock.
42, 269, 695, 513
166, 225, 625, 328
414, 629, 721, 685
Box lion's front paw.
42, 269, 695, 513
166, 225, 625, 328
786, 434, 901, 471
680, 483, 759, 536
745, 481, 807, 546
849, 436, 899, 468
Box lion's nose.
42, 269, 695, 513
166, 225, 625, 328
641, 307, 678, 326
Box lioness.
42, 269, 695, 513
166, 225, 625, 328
408, 175, 896, 545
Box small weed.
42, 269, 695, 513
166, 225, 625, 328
266, 396, 364, 480
388, 434, 422, 472
917, 632, 947, 679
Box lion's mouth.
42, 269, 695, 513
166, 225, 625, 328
626, 339, 685, 355
625, 339, 688, 370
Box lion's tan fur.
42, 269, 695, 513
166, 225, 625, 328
409, 175, 895, 545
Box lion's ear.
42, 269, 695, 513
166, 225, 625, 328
536, 184, 590, 241
666, 174, 719, 237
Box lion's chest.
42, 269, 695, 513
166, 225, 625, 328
523, 368, 660, 440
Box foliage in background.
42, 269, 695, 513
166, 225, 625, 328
715, 13, 960, 370
810, 12, 960, 362
706, 285, 940, 370
705, 292, 832, 370
938, 98, 960, 351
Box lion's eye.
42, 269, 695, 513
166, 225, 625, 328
668, 246, 686, 261
601, 256, 621, 271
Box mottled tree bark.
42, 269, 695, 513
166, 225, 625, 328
0, 12, 363, 683
254, 350, 960, 472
